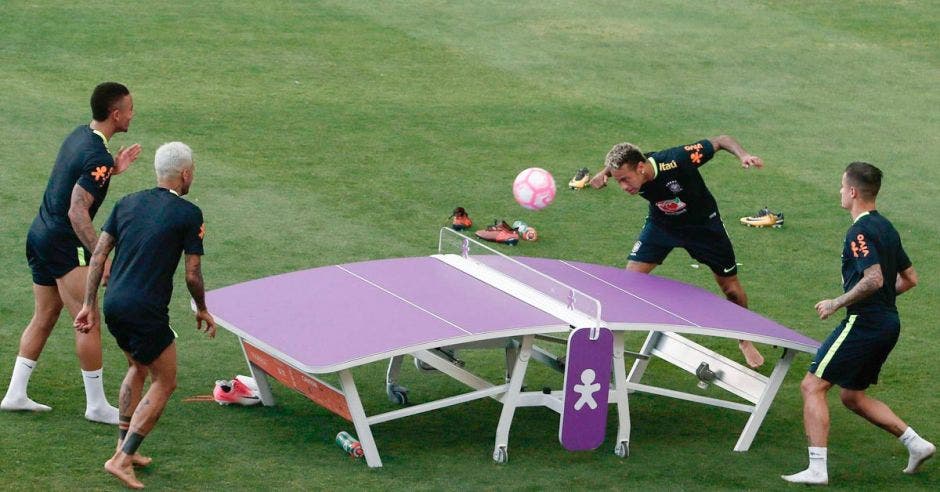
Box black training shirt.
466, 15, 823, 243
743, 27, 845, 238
841, 210, 911, 315
31, 125, 114, 240
103, 188, 205, 321
638, 139, 719, 226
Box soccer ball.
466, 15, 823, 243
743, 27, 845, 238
513, 167, 556, 210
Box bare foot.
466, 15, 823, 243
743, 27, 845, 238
105, 457, 144, 489
115, 439, 152, 467
739, 340, 764, 368
131, 453, 153, 467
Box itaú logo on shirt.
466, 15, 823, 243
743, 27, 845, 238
655, 198, 687, 215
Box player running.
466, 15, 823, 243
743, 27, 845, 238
782, 162, 934, 485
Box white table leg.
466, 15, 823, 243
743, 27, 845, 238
339, 369, 383, 468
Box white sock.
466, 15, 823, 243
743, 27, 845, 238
6, 356, 37, 399
1, 357, 51, 411
899, 427, 919, 448
781, 447, 828, 485
900, 427, 936, 474
808, 446, 828, 473
82, 368, 108, 408
82, 368, 118, 424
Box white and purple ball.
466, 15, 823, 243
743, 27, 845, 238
512, 167, 556, 210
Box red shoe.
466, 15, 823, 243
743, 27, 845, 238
449, 207, 473, 231
213, 378, 261, 406
475, 220, 519, 245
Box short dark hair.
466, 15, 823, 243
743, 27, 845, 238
844, 161, 882, 199
90, 82, 130, 121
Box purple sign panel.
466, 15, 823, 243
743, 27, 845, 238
559, 327, 613, 451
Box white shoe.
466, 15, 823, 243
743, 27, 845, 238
1, 395, 52, 412
904, 440, 936, 474
85, 404, 119, 424
235, 375, 259, 393
781, 469, 828, 485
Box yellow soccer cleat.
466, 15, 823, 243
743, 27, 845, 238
740, 207, 784, 228
568, 167, 590, 189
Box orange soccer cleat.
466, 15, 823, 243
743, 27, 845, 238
449, 207, 473, 231
475, 220, 519, 245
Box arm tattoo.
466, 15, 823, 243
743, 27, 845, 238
833, 264, 882, 310
186, 254, 208, 311
69, 185, 99, 252
83, 233, 115, 306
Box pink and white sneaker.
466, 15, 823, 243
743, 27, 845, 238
213, 378, 261, 406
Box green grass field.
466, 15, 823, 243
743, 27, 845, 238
1, 1, 937, 490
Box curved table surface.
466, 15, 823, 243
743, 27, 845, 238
206, 256, 819, 373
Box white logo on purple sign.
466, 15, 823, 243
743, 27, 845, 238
573, 369, 600, 410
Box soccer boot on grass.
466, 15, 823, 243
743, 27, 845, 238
448, 206, 473, 231
475, 220, 519, 245
213, 378, 261, 406
568, 167, 590, 189
740, 207, 784, 228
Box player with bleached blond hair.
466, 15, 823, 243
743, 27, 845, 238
75, 141, 216, 489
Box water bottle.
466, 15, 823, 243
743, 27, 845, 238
335, 431, 364, 458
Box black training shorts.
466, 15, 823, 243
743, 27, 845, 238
808, 311, 900, 390
104, 299, 177, 365
26, 227, 91, 286
628, 215, 738, 276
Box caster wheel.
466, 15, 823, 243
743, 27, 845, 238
391, 390, 408, 405
614, 441, 629, 458
492, 446, 508, 464
386, 384, 409, 405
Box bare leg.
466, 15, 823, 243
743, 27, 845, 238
115, 353, 152, 467
57, 267, 102, 371
782, 373, 831, 484
626, 260, 658, 274
18, 284, 64, 360
57, 267, 118, 423
713, 274, 764, 368
839, 388, 936, 473
802, 374, 833, 446
105, 343, 177, 489
1, 284, 63, 411
839, 389, 907, 436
